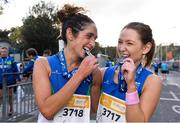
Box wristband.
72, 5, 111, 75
126, 90, 139, 105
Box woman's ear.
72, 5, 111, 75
66, 28, 73, 41
142, 42, 152, 55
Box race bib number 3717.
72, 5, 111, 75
96, 93, 126, 122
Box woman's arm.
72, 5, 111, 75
126, 74, 162, 122
121, 58, 162, 122
33, 56, 98, 120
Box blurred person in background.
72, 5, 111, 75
0, 47, 20, 115
23, 48, 39, 79
42, 49, 52, 57
160, 61, 169, 80
153, 61, 159, 75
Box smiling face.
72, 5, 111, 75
67, 23, 97, 58
117, 28, 150, 66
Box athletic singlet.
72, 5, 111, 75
96, 64, 153, 122
0, 56, 20, 85
38, 50, 92, 123
161, 63, 168, 71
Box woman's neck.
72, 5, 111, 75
64, 47, 79, 71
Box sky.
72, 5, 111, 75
0, 0, 180, 47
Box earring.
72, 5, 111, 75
141, 54, 146, 67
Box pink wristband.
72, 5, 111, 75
126, 90, 139, 105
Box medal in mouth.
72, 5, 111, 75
116, 55, 129, 65
83, 47, 92, 56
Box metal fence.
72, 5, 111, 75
0, 72, 37, 122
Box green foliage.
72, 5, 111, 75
91, 42, 104, 55
0, 29, 10, 40
9, 27, 23, 49
105, 46, 117, 61
29, 1, 56, 20
21, 1, 59, 55
0, 28, 24, 51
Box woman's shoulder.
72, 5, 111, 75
35, 57, 48, 64
148, 74, 162, 82
144, 73, 162, 89
34, 57, 51, 74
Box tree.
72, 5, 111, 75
0, 29, 10, 40
0, 0, 8, 15
91, 42, 104, 55
105, 46, 116, 61
9, 27, 24, 49
21, 1, 59, 55
91, 42, 117, 61
0, 27, 23, 50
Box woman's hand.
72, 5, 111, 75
77, 55, 98, 79
121, 58, 136, 86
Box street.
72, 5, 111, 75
150, 71, 180, 122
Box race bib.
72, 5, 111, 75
53, 94, 90, 123
96, 92, 126, 122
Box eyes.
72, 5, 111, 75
86, 33, 97, 40
118, 39, 134, 45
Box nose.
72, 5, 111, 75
91, 41, 95, 49
89, 38, 96, 49
118, 43, 126, 52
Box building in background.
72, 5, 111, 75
0, 39, 11, 49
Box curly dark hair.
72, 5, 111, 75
57, 4, 94, 45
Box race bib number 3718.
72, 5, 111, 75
53, 94, 90, 123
